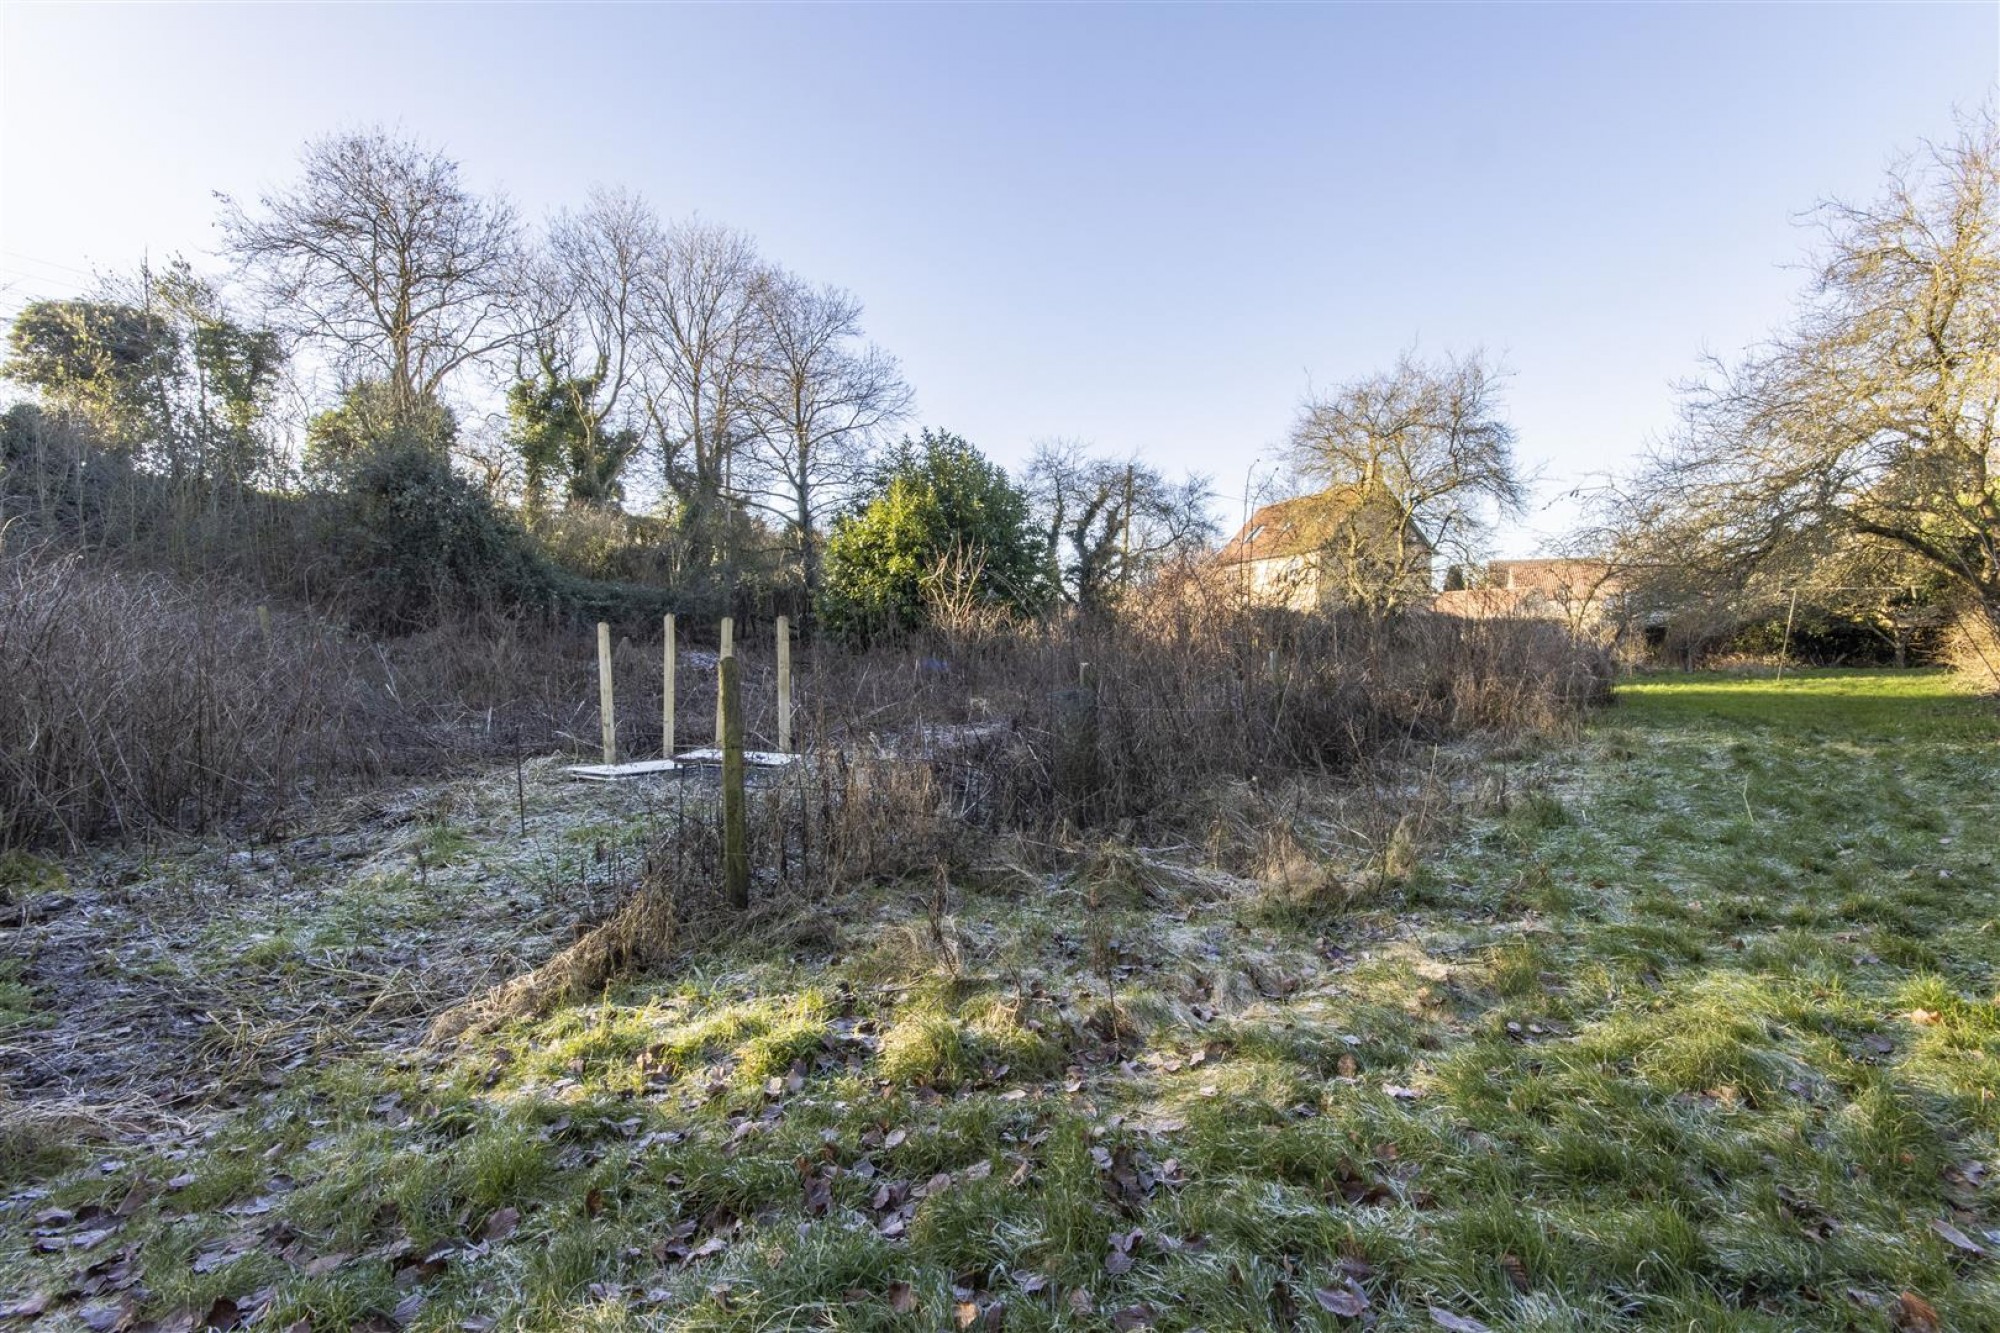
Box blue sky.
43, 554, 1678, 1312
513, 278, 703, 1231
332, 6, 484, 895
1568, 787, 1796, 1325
2, 2, 1996, 552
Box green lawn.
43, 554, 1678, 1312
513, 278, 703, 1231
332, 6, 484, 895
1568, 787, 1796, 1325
6, 670, 1998, 1331
1615, 668, 1993, 740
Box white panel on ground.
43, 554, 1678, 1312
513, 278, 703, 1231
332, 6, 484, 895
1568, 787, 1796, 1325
672, 748, 803, 768
564, 760, 684, 782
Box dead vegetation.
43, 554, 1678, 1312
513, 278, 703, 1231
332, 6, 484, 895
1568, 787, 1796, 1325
0, 543, 618, 849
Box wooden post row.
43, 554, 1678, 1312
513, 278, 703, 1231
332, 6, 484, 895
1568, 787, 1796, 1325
596, 621, 616, 764
776, 615, 792, 753
663, 613, 676, 759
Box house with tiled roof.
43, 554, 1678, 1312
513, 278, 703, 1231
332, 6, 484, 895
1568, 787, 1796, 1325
1432, 558, 1625, 630
1216, 489, 1435, 611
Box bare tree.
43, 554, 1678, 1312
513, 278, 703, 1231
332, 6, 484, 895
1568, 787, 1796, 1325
1026, 441, 1215, 614
741, 270, 911, 594
218, 128, 526, 427
1287, 349, 1526, 611
635, 220, 764, 577
1608, 114, 2000, 645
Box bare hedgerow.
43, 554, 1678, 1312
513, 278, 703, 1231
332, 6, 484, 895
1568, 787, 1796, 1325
0, 545, 608, 848
790, 558, 1610, 845
0, 546, 360, 846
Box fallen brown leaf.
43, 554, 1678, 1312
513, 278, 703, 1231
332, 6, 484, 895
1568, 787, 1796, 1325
1429, 1310, 1491, 1333
1314, 1283, 1368, 1317
200, 1296, 244, 1330
1930, 1218, 1985, 1256
1891, 1290, 1941, 1332
113, 1180, 152, 1218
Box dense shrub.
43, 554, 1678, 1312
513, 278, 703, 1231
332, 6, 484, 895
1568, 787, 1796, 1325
818, 431, 1049, 641
1723, 605, 1946, 668
3, 412, 670, 635
0, 531, 1611, 855
336, 442, 560, 632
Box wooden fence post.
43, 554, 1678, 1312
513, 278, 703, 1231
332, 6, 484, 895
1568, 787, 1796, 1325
715, 615, 734, 744
720, 653, 749, 909
663, 613, 677, 758
1052, 661, 1101, 826
597, 621, 616, 764
1775, 589, 1799, 683
776, 614, 792, 753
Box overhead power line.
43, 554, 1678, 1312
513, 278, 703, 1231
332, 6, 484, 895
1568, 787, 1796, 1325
0, 249, 103, 281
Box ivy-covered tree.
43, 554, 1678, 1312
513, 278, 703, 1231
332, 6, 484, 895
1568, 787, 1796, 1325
1024, 442, 1215, 615
146, 259, 283, 483
818, 429, 1048, 639
339, 441, 554, 632
5, 261, 282, 482
4, 299, 175, 450
506, 360, 640, 518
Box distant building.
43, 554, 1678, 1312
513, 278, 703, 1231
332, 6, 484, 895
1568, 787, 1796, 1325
1217, 490, 1435, 611
1433, 558, 1624, 629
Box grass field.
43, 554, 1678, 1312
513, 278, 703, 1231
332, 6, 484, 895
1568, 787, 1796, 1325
6, 670, 1998, 1331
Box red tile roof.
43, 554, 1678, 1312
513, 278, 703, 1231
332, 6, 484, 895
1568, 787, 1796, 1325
1219, 489, 1383, 563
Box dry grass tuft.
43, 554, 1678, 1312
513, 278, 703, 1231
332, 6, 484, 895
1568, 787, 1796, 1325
425, 885, 678, 1042
1943, 606, 2000, 690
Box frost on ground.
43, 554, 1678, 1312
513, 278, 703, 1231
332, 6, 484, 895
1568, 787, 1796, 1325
2, 756, 678, 1115
4, 672, 1996, 1331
